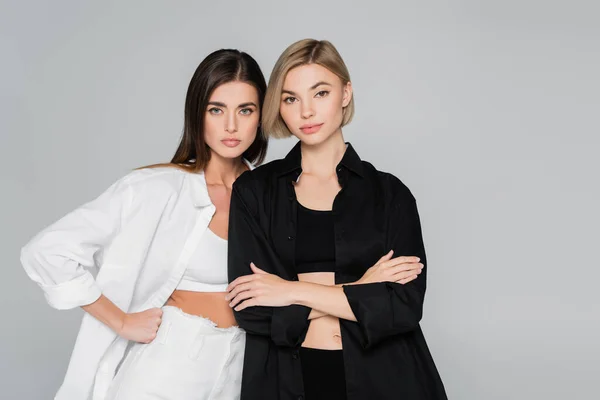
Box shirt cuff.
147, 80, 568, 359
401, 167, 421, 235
41, 272, 102, 310
270, 305, 312, 347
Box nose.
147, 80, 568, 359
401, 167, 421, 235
301, 99, 314, 120
225, 112, 237, 133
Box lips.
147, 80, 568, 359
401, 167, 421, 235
221, 139, 241, 148
299, 123, 324, 134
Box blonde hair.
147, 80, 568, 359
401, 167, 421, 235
262, 39, 355, 138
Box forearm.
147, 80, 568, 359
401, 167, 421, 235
81, 294, 126, 334
306, 282, 356, 320
291, 281, 357, 322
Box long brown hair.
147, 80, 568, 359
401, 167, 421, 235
145, 49, 268, 172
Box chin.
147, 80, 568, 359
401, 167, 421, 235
295, 131, 333, 147
212, 145, 248, 160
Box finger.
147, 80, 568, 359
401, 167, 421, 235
250, 262, 268, 275
225, 281, 255, 300
397, 274, 418, 285
390, 265, 423, 279
384, 259, 423, 271
227, 274, 254, 291
392, 269, 419, 281
399, 262, 423, 272
382, 256, 421, 268
229, 289, 257, 308
226, 274, 257, 292
148, 308, 162, 317
145, 332, 157, 343
235, 298, 258, 311
375, 250, 394, 265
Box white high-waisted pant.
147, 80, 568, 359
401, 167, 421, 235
105, 306, 245, 400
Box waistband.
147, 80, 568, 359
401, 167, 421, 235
160, 306, 244, 337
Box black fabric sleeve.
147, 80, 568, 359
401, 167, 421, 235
343, 189, 427, 349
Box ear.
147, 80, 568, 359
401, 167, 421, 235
342, 81, 353, 108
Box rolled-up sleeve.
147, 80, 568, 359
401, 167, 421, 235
228, 178, 311, 347
20, 177, 132, 310
343, 189, 427, 349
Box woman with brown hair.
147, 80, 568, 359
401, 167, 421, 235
227, 39, 447, 399
21, 49, 267, 400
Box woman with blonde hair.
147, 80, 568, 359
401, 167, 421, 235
227, 39, 447, 399
21, 49, 267, 400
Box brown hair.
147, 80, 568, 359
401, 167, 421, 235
143, 49, 268, 171
262, 39, 354, 139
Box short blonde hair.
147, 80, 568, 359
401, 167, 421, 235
262, 39, 355, 138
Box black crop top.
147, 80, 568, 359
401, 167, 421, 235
294, 200, 337, 273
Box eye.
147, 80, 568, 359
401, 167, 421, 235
283, 96, 297, 104
315, 90, 329, 98
208, 107, 222, 115
239, 108, 254, 115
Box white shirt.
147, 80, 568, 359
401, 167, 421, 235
20, 165, 251, 400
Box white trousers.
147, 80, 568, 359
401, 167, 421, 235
105, 306, 245, 400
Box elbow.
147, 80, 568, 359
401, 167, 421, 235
270, 325, 306, 348
233, 309, 271, 337
358, 307, 423, 350
20, 242, 36, 268
20, 241, 44, 281
392, 303, 423, 333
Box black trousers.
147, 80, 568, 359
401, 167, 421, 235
300, 347, 347, 400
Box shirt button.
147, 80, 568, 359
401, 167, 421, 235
292, 351, 299, 359
288, 236, 294, 241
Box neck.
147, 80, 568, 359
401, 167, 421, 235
204, 153, 247, 188
300, 129, 346, 178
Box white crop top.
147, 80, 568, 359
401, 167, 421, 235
175, 228, 229, 292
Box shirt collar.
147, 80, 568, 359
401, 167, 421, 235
277, 141, 365, 178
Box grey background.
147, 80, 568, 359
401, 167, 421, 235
1, 1, 598, 399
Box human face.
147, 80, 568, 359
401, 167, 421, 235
279, 64, 352, 146
204, 81, 260, 160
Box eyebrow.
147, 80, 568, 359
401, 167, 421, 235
282, 81, 333, 96
207, 101, 258, 108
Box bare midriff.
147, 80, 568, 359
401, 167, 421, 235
165, 290, 238, 328
298, 272, 343, 350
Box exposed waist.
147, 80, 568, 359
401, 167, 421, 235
166, 291, 237, 328
303, 315, 343, 350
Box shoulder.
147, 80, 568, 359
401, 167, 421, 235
361, 161, 416, 204
117, 166, 193, 201
233, 158, 287, 193
231, 159, 288, 215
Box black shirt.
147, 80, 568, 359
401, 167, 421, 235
228, 142, 447, 400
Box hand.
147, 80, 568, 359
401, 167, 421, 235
226, 263, 295, 311
118, 308, 163, 343
356, 250, 423, 285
